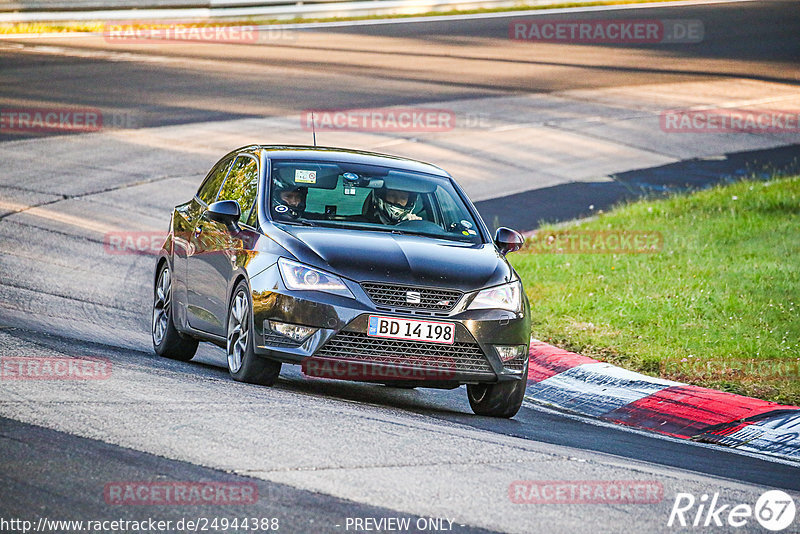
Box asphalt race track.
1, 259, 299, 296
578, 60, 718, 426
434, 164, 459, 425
1, 0, 799, 140
1, 1, 800, 532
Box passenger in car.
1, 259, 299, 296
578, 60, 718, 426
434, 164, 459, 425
272, 180, 308, 220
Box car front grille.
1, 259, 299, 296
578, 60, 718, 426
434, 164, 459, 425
314, 331, 493, 374
360, 282, 462, 312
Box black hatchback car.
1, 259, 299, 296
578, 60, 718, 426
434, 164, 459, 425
153, 146, 530, 417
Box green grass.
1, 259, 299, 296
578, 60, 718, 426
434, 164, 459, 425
0, 0, 681, 35
511, 175, 800, 405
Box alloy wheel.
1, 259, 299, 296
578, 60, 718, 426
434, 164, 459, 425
152, 267, 171, 346
227, 290, 250, 373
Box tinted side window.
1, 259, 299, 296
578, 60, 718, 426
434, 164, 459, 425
197, 156, 234, 204
218, 155, 259, 224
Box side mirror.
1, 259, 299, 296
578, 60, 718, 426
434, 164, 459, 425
206, 200, 241, 228
494, 227, 524, 255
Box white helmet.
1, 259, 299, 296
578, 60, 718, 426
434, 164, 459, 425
373, 188, 416, 224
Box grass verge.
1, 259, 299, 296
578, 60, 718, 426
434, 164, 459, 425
0, 0, 682, 35
511, 176, 800, 405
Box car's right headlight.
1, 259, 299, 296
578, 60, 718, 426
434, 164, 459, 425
278, 257, 354, 298
467, 280, 522, 313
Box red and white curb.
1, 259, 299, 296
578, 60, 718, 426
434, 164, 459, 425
524, 340, 800, 462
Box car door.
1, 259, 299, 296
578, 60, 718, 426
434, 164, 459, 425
172, 155, 234, 331
186, 154, 259, 336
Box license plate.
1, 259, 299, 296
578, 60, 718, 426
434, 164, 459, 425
367, 316, 455, 344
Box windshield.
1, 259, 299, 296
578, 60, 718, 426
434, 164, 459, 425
267, 159, 483, 243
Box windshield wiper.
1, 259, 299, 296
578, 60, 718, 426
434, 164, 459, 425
278, 220, 316, 227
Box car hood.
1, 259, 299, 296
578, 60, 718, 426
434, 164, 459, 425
274, 226, 513, 290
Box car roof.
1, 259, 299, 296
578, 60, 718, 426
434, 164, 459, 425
249, 145, 450, 178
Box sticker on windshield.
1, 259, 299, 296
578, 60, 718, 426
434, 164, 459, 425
295, 170, 317, 184
275, 204, 289, 213
461, 220, 473, 229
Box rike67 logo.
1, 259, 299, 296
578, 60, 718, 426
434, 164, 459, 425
668, 490, 797, 531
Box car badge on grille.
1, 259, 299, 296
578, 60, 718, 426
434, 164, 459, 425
406, 291, 421, 304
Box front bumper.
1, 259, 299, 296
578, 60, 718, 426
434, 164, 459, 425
249, 264, 530, 385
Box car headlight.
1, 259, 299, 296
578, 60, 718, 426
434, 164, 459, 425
278, 258, 354, 298
467, 280, 522, 312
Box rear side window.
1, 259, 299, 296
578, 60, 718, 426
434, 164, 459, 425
218, 155, 259, 224
197, 156, 234, 204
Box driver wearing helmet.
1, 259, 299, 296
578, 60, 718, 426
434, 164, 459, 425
272, 180, 308, 220
368, 187, 422, 225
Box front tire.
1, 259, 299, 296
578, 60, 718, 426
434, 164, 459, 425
152, 262, 198, 361
226, 280, 282, 385
467, 378, 526, 418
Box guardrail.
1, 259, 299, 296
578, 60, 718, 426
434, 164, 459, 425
0, 0, 601, 23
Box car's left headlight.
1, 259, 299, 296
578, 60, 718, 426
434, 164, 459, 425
467, 280, 522, 312
278, 257, 354, 299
